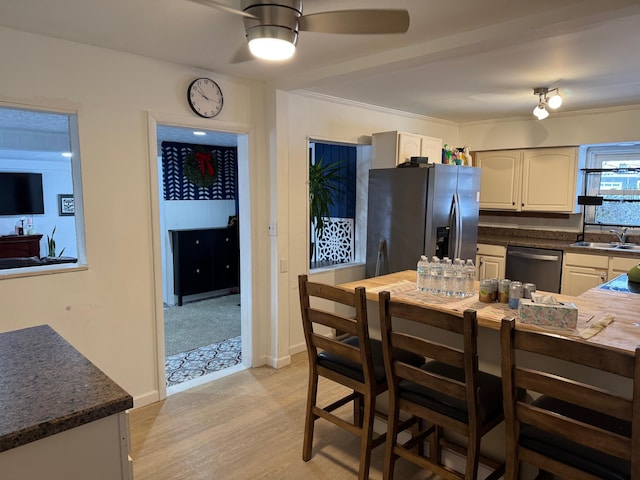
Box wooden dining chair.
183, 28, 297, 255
298, 274, 421, 480
378, 291, 507, 480
500, 317, 640, 480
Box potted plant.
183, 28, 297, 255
309, 157, 343, 259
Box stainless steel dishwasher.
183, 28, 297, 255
505, 246, 563, 293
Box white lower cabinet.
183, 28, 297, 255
0, 411, 132, 480
561, 252, 608, 296
476, 244, 506, 280
609, 256, 639, 279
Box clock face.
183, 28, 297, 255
187, 78, 223, 118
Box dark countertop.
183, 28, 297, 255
598, 274, 640, 294
477, 227, 640, 259
0, 325, 133, 453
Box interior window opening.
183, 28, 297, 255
309, 140, 363, 270
0, 106, 83, 272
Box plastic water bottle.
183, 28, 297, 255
464, 259, 476, 297
442, 257, 454, 296
453, 258, 465, 297
430, 256, 442, 295
416, 255, 428, 291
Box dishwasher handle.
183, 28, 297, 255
507, 251, 560, 262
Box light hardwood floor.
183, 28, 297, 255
130, 352, 439, 479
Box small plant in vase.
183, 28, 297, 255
47, 226, 65, 258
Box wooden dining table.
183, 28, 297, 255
335, 270, 640, 477
337, 270, 640, 354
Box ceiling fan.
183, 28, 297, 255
187, 0, 410, 61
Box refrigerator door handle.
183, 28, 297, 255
453, 193, 463, 258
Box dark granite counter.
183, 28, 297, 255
0, 325, 132, 453
598, 274, 640, 294
477, 227, 640, 259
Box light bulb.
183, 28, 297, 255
533, 104, 549, 120
248, 38, 295, 61
547, 92, 563, 109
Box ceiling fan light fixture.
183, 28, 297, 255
247, 26, 297, 61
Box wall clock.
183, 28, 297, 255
187, 77, 223, 118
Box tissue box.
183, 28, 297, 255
518, 299, 578, 330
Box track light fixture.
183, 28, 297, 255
532, 87, 563, 120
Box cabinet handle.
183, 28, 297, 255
195, 240, 200, 245
225, 237, 229, 242
600, 272, 606, 280
196, 268, 200, 274
512, 202, 515, 206
521, 203, 525, 207
225, 265, 230, 269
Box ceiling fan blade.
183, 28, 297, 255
230, 43, 254, 63
186, 0, 257, 19
299, 9, 409, 34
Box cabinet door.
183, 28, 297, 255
477, 255, 505, 280
609, 256, 639, 279
561, 266, 607, 296
212, 228, 239, 290
397, 132, 423, 164
476, 151, 521, 210
420, 135, 443, 164
521, 147, 578, 212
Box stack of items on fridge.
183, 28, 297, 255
416, 255, 476, 297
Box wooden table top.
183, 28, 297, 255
337, 270, 640, 354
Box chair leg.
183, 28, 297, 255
504, 453, 519, 480
383, 396, 400, 480
354, 392, 364, 428
358, 393, 376, 480
429, 425, 443, 464
464, 433, 480, 480
302, 371, 319, 461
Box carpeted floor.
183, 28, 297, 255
164, 294, 241, 387
164, 294, 241, 356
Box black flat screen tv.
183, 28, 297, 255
0, 172, 45, 215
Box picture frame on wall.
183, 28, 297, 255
58, 194, 74, 216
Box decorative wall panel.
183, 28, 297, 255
161, 141, 237, 200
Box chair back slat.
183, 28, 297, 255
517, 402, 631, 458
307, 309, 358, 336
501, 317, 640, 479
516, 368, 632, 421
395, 362, 467, 399
390, 331, 464, 368
388, 299, 465, 334
513, 328, 635, 378
312, 333, 361, 364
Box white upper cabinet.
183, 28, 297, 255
372, 131, 443, 169
476, 147, 579, 213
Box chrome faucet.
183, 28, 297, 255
610, 227, 628, 243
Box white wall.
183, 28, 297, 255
280, 91, 460, 361
0, 158, 77, 257
0, 26, 266, 407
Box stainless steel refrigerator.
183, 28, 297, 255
365, 164, 481, 278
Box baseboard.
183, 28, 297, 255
133, 390, 160, 408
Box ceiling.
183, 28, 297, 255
1, 0, 640, 123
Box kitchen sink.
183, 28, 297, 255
569, 241, 640, 251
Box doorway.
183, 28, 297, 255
151, 119, 251, 396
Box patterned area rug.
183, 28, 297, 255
165, 336, 242, 387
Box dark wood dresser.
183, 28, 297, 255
170, 227, 239, 306
0, 234, 43, 259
